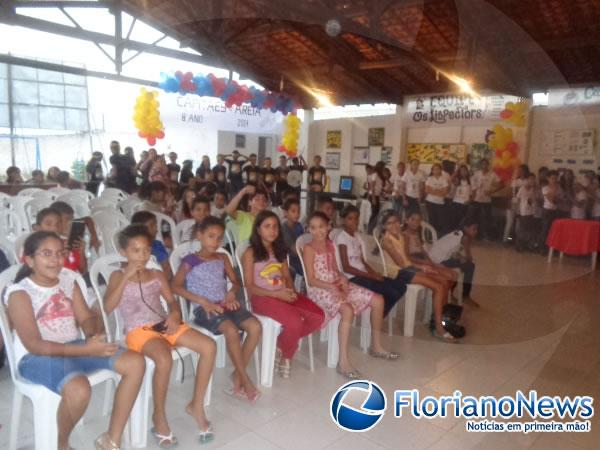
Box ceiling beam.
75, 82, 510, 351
13, 0, 112, 8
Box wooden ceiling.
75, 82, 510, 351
121, 0, 600, 107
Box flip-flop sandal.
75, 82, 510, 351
224, 386, 247, 401
198, 425, 214, 444
246, 389, 262, 403
336, 363, 362, 380
368, 348, 400, 360
150, 427, 179, 448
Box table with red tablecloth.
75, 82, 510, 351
546, 219, 600, 270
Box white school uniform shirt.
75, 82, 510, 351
570, 191, 588, 219
516, 186, 535, 216
425, 175, 449, 205
511, 178, 526, 206
472, 170, 501, 203
402, 169, 426, 199
334, 230, 367, 279
542, 185, 558, 210
391, 173, 404, 197
453, 179, 472, 204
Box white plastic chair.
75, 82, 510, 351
91, 211, 129, 256
168, 242, 229, 370
32, 189, 58, 202
0, 265, 119, 450
100, 187, 128, 203
143, 211, 178, 246
0, 209, 28, 240
118, 196, 143, 220
24, 197, 52, 230
89, 197, 114, 211
6, 196, 33, 232
174, 219, 195, 244
48, 186, 70, 197
0, 236, 17, 266
421, 220, 438, 249
374, 234, 431, 337
235, 241, 289, 387
12, 233, 28, 262
295, 233, 340, 368
56, 191, 92, 219
89, 254, 205, 448
0, 191, 11, 207
17, 187, 43, 196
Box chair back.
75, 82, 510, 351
56, 192, 92, 219
0, 265, 32, 384
0, 209, 27, 239
373, 234, 389, 277
118, 196, 142, 220
174, 219, 195, 244
234, 240, 253, 309
0, 236, 17, 265
92, 211, 129, 256
421, 220, 438, 246
100, 187, 128, 203
295, 233, 313, 289
18, 188, 43, 197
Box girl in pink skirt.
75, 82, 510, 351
302, 212, 398, 380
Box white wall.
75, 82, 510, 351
217, 130, 280, 160
307, 111, 403, 194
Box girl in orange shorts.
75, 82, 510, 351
105, 224, 216, 447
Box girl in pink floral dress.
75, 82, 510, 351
303, 212, 398, 380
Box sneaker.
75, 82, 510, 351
278, 358, 291, 378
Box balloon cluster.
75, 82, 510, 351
133, 88, 165, 146
277, 114, 302, 157
499, 100, 528, 127
159, 71, 299, 114
487, 124, 520, 181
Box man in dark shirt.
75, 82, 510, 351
85, 151, 104, 195
307, 155, 326, 213
179, 160, 194, 185
225, 150, 247, 193
261, 157, 277, 202
212, 154, 228, 191
242, 153, 260, 186
108, 140, 136, 193
167, 151, 181, 183
274, 155, 290, 205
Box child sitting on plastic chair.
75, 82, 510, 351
172, 217, 262, 402
104, 225, 216, 446
5, 231, 145, 450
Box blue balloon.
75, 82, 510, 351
221, 80, 237, 101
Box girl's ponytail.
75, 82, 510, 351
14, 231, 62, 283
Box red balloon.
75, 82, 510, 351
500, 109, 513, 119
147, 136, 157, 146
506, 142, 519, 155
156, 130, 165, 139
495, 149, 503, 157
138, 130, 146, 138
211, 77, 227, 97
277, 145, 287, 153
175, 70, 183, 79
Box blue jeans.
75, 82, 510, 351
18, 339, 123, 394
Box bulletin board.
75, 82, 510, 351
537, 129, 597, 176
406, 143, 467, 164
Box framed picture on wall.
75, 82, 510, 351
235, 134, 246, 148
381, 146, 393, 165
326, 130, 342, 149
368, 127, 385, 146
353, 146, 369, 165
325, 152, 341, 170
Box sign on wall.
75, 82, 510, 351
405, 94, 522, 126
548, 87, 600, 107
160, 94, 284, 134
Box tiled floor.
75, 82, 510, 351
1, 242, 599, 449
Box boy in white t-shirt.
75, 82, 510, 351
471, 159, 503, 240
401, 159, 426, 214
515, 174, 537, 251
570, 183, 588, 220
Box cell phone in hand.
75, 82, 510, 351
67, 220, 86, 248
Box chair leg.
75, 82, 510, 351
327, 316, 340, 368
403, 286, 419, 337
307, 335, 315, 372
9, 390, 23, 450
33, 394, 61, 450
215, 336, 226, 369
359, 308, 371, 353
129, 360, 154, 448
320, 327, 328, 342
260, 324, 280, 387
455, 271, 464, 306
102, 379, 114, 418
